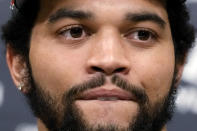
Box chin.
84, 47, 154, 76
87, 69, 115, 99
75, 100, 139, 129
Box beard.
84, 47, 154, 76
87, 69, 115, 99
23, 62, 177, 131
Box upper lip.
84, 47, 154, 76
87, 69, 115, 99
77, 87, 135, 101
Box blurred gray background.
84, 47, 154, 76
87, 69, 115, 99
0, 0, 197, 131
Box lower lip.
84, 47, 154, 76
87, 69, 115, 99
75, 100, 138, 109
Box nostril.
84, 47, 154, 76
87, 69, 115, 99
113, 67, 127, 74
89, 66, 129, 75
91, 66, 105, 73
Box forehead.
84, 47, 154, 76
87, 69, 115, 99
40, 0, 166, 7
37, 0, 168, 21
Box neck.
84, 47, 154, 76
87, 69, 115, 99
37, 119, 167, 131
37, 119, 48, 131
162, 126, 167, 131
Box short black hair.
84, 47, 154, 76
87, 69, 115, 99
1, 0, 195, 64
1, 0, 39, 57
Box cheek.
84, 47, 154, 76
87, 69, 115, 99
132, 45, 175, 104
29, 36, 87, 95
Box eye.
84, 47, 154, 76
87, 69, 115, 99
134, 30, 152, 41
58, 25, 89, 40
125, 28, 157, 43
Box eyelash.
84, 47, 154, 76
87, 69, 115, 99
57, 24, 90, 39
57, 25, 158, 43
124, 28, 158, 41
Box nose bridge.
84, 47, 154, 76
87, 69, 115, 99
95, 26, 124, 61
86, 26, 130, 75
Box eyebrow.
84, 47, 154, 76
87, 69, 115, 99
48, 8, 92, 23
126, 12, 166, 29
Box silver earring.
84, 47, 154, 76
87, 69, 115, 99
18, 83, 24, 91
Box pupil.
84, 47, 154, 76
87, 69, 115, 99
70, 27, 83, 38
138, 31, 150, 40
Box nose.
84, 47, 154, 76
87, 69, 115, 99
86, 27, 130, 75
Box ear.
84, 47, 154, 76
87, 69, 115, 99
175, 64, 184, 86
6, 45, 27, 89
174, 58, 187, 88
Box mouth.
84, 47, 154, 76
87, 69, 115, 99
76, 87, 136, 101
74, 87, 139, 126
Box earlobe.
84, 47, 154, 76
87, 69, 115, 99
6, 45, 27, 90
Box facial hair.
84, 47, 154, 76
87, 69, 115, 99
24, 63, 177, 131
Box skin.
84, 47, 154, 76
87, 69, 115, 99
6, 0, 185, 130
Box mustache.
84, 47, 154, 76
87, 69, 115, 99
64, 73, 148, 105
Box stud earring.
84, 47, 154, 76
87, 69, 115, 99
18, 83, 24, 91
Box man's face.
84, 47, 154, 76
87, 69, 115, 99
22, 0, 175, 130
